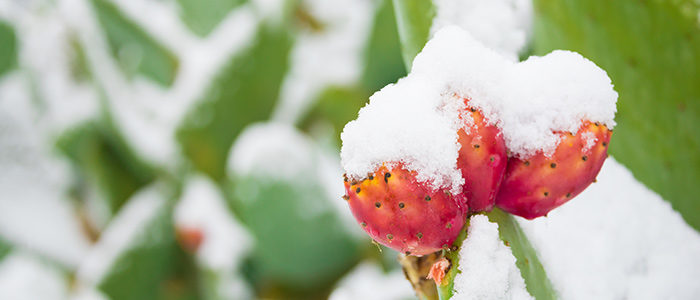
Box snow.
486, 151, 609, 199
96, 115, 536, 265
412, 27, 618, 158
174, 175, 252, 271
0, 1, 100, 135
340, 75, 467, 193
329, 262, 415, 300
0, 76, 92, 269
58, 0, 260, 167
518, 158, 700, 300
341, 26, 617, 192
76, 184, 166, 284
0, 252, 68, 300
229, 122, 316, 180
272, 0, 375, 123
229, 122, 364, 233
452, 215, 532, 300
431, 0, 532, 61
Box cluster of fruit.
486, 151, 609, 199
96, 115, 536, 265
342, 98, 612, 256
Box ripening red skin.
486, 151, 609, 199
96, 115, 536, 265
344, 165, 467, 256
457, 101, 507, 213
495, 122, 612, 219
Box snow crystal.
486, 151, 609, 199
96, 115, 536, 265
341, 26, 617, 191
76, 184, 166, 283
328, 262, 415, 300
518, 158, 700, 300
581, 130, 597, 152
452, 215, 532, 300
174, 175, 252, 271
431, 0, 532, 61
0, 252, 68, 300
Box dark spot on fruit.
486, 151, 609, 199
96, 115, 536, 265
351, 180, 357, 185
416, 232, 423, 239
446, 223, 452, 229
504, 240, 510, 247
524, 161, 530, 166
470, 107, 476, 112
387, 234, 394, 240
342, 195, 349, 201
544, 191, 549, 197
602, 142, 607, 147
343, 174, 348, 182
375, 202, 381, 208
356, 187, 361, 194
566, 193, 571, 198
550, 163, 557, 168
594, 122, 600, 126
368, 174, 374, 180
593, 178, 597, 183
582, 156, 588, 161
399, 202, 405, 209
489, 156, 495, 162
384, 172, 391, 183
361, 222, 367, 227
473, 144, 480, 149
405, 251, 411, 255
425, 195, 431, 201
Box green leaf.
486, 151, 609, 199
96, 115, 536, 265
392, 0, 435, 69
177, 24, 293, 180
298, 85, 367, 146
95, 186, 181, 300
177, 0, 247, 36
362, 0, 407, 92
90, 0, 179, 86
487, 209, 557, 300
437, 222, 469, 300
57, 120, 155, 215
533, 0, 700, 231
0, 20, 17, 77
229, 175, 361, 296
0, 237, 11, 261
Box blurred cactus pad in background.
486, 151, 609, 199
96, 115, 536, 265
0, 0, 698, 300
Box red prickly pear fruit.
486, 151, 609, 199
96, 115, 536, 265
344, 165, 467, 256
176, 226, 204, 253
456, 101, 507, 213
495, 121, 612, 219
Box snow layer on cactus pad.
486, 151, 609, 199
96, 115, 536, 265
0, 253, 68, 300
329, 262, 415, 300
341, 26, 617, 192
519, 158, 700, 299
452, 215, 532, 300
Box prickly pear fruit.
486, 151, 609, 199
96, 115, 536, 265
456, 101, 507, 213
495, 121, 612, 219
344, 165, 467, 256
176, 226, 204, 253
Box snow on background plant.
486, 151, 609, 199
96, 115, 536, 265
0, 0, 698, 299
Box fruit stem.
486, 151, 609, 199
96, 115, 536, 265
398, 252, 442, 300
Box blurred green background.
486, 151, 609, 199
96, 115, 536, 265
0, 0, 697, 299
